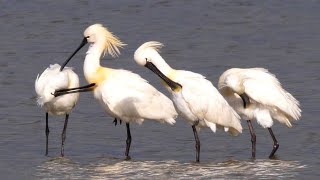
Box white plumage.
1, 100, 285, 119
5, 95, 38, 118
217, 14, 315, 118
218, 68, 301, 128
35, 64, 79, 115
170, 70, 242, 135
218, 68, 301, 158
97, 69, 177, 125
58, 24, 178, 159
35, 63, 79, 156
134, 41, 242, 162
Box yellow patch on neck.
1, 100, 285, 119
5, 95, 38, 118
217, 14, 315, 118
167, 69, 177, 80
86, 67, 112, 85
161, 80, 171, 90
161, 81, 181, 92
161, 69, 182, 92
172, 85, 182, 92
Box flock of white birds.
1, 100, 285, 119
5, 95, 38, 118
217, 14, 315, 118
35, 24, 301, 162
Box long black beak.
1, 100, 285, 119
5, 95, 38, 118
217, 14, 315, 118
240, 93, 250, 108
52, 83, 96, 97
60, 37, 88, 71
145, 61, 182, 91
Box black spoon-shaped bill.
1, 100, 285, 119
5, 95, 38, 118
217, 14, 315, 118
60, 37, 88, 71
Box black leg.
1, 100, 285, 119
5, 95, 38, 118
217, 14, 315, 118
113, 118, 118, 126
247, 120, 256, 159
113, 118, 123, 126
192, 122, 200, 162
45, 113, 49, 156
125, 123, 132, 160
61, 114, 69, 157
268, 128, 279, 158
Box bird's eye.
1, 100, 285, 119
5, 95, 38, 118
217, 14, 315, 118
86, 36, 90, 39
145, 58, 149, 62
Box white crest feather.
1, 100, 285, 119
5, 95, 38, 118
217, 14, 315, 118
86, 24, 126, 58
134, 41, 164, 56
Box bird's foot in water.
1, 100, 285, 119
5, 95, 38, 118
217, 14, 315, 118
125, 155, 131, 161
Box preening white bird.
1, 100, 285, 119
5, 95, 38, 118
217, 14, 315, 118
134, 41, 243, 162
218, 68, 301, 158
35, 64, 79, 156
53, 24, 178, 160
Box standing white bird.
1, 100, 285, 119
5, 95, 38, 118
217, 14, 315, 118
53, 24, 178, 160
35, 64, 80, 156
218, 68, 301, 158
134, 41, 243, 162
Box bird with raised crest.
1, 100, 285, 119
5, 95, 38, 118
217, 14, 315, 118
53, 24, 178, 160
134, 41, 243, 162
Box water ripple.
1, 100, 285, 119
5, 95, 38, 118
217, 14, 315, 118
35, 158, 306, 179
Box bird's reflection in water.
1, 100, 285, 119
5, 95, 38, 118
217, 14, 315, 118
35, 157, 307, 179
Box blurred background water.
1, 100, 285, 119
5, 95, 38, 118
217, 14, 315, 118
0, 0, 319, 179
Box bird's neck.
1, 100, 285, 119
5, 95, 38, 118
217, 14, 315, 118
84, 42, 112, 85
152, 53, 175, 78
151, 54, 182, 91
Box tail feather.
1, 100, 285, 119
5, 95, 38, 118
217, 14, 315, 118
205, 120, 217, 133
165, 118, 176, 125
228, 127, 242, 136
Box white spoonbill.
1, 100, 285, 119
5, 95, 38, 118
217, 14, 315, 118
134, 41, 243, 162
53, 24, 177, 160
218, 68, 301, 158
35, 64, 80, 156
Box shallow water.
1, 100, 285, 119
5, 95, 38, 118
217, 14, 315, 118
0, 0, 319, 179
35, 158, 307, 179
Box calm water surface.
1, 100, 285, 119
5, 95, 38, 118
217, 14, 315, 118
0, 0, 319, 179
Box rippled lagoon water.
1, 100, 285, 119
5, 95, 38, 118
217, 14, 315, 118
1, 0, 319, 179
35, 158, 307, 179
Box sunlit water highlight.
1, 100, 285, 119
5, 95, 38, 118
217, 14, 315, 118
1, 0, 319, 179
35, 157, 306, 179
